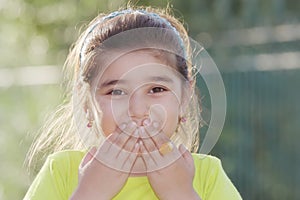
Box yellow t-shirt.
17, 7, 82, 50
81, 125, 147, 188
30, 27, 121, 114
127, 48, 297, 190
24, 150, 242, 200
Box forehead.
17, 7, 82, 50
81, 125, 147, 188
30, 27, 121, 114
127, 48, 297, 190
95, 50, 182, 83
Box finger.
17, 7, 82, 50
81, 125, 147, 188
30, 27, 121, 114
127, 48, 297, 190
114, 122, 138, 155
139, 140, 157, 171
113, 133, 140, 173
138, 129, 166, 169
94, 123, 138, 170
114, 122, 137, 149
109, 122, 138, 163
118, 121, 138, 136
116, 129, 139, 162
98, 132, 118, 153
121, 129, 139, 153
140, 126, 175, 161
107, 132, 119, 142
121, 142, 140, 172
95, 133, 121, 162
143, 124, 171, 156
79, 146, 97, 169
143, 120, 170, 148
143, 120, 161, 137
149, 131, 170, 151
139, 127, 157, 152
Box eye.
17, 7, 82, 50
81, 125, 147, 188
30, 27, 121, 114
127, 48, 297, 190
149, 87, 167, 94
108, 89, 126, 96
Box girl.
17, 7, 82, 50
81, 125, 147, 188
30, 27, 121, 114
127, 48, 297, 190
24, 6, 242, 200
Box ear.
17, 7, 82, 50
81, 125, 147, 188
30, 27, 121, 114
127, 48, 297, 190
83, 102, 88, 114
83, 91, 94, 114
179, 80, 193, 116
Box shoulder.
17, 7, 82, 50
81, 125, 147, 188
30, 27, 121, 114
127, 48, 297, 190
45, 150, 86, 173
47, 149, 86, 163
24, 150, 86, 200
191, 154, 227, 184
43, 150, 86, 177
44, 150, 86, 195
191, 153, 225, 184
191, 153, 242, 199
191, 153, 225, 183
192, 153, 222, 170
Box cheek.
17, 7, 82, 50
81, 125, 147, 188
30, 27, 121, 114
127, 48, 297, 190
98, 98, 129, 136
150, 99, 180, 137
164, 105, 180, 137
98, 101, 115, 136
97, 97, 120, 135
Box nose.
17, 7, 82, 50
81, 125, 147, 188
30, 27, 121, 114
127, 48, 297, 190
128, 91, 149, 126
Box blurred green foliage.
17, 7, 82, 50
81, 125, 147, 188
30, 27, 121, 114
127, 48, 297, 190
0, 86, 62, 199
1, 0, 299, 199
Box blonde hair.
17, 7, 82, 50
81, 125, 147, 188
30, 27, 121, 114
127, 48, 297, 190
26, 5, 201, 174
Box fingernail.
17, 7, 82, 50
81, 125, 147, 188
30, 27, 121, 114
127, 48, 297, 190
129, 121, 137, 128
153, 121, 159, 128
143, 118, 151, 126
119, 123, 126, 130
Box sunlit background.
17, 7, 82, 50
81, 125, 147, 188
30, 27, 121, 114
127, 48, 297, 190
0, 0, 299, 199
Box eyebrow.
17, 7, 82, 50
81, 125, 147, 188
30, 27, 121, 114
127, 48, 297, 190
98, 76, 174, 88
98, 79, 127, 88
147, 76, 174, 83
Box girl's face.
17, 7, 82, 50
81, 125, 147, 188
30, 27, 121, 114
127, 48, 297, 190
94, 50, 187, 138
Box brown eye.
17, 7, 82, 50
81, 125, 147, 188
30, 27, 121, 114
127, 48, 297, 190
150, 87, 166, 94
